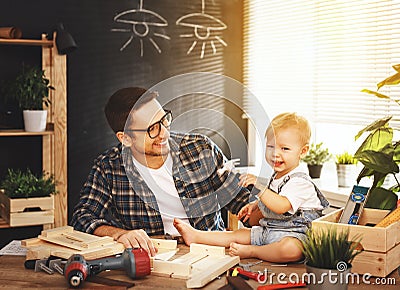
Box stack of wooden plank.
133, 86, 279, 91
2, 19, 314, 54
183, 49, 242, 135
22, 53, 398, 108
22, 226, 125, 260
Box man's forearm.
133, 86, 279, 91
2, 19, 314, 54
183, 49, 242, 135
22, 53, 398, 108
93, 225, 128, 241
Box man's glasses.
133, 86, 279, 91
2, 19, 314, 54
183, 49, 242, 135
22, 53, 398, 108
126, 110, 172, 139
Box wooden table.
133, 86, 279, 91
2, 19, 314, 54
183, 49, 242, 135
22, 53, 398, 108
0, 245, 398, 289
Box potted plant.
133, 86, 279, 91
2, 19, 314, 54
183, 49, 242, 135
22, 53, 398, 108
0, 168, 56, 226
302, 142, 331, 178
302, 227, 362, 290
9, 65, 54, 132
354, 64, 400, 210
336, 152, 358, 187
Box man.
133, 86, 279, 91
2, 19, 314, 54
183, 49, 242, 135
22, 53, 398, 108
71, 87, 250, 256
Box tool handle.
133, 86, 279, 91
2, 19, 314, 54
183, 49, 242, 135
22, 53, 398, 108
257, 282, 306, 289
235, 267, 262, 281
88, 255, 124, 274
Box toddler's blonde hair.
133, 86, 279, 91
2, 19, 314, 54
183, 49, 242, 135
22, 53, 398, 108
266, 112, 311, 146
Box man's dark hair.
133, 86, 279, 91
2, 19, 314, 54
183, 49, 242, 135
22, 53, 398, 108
104, 87, 157, 133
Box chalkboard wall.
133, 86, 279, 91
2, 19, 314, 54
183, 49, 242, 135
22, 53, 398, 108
0, 0, 244, 246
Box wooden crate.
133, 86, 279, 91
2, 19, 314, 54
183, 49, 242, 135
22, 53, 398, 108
0, 192, 54, 227
312, 208, 400, 277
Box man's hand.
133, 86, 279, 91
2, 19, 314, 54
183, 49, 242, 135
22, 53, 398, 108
94, 226, 157, 257
115, 229, 157, 257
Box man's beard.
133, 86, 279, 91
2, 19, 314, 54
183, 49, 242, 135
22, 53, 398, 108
132, 140, 170, 158
145, 148, 169, 157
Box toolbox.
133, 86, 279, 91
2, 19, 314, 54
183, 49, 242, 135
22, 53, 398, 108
312, 208, 400, 277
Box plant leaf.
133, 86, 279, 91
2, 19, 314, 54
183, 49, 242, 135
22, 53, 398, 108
356, 166, 374, 183
361, 89, 391, 99
365, 187, 398, 210
377, 72, 400, 90
355, 127, 393, 155
393, 141, 400, 162
355, 150, 399, 174
354, 116, 392, 140
393, 64, 400, 72
356, 166, 387, 188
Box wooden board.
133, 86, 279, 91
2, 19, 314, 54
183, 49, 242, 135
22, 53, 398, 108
22, 226, 178, 261
38, 226, 114, 250
188, 255, 239, 288
152, 243, 239, 288
22, 237, 125, 260
352, 242, 400, 277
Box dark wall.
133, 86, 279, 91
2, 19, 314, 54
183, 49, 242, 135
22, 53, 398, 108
0, 0, 244, 246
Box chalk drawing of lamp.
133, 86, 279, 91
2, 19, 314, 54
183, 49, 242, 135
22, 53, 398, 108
112, 0, 170, 56
176, 2, 227, 59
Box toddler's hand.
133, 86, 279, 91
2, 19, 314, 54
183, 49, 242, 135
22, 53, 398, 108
237, 201, 258, 223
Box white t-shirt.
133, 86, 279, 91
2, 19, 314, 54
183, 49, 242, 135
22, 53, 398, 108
269, 166, 323, 214
132, 154, 190, 235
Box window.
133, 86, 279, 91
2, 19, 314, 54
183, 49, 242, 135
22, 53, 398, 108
244, 0, 400, 158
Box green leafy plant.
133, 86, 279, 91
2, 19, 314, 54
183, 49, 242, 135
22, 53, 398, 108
302, 142, 331, 165
302, 227, 362, 269
1, 168, 57, 198
336, 152, 357, 165
354, 64, 400, 210
9, 66, 54, 110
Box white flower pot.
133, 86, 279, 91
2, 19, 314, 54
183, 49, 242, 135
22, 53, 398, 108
336, 164, 358, 187
23, 110, 47, 132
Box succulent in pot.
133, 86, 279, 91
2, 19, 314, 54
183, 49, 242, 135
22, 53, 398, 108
302, 142, 331, 178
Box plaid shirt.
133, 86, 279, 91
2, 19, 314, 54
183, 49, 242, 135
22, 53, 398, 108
71, 132, 250, 235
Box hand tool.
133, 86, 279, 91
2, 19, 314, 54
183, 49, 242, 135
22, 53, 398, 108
231, 267, 265, 281
64, 248, 150, 288
238, 260, 263, 271
339, 185, 370, 225
34, 259, 54, 274
375, 206, 400, 227
49, 259, 64, 275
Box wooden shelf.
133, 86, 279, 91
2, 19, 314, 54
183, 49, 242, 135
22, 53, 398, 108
0, 33, 67, 228
0, 38, 53, 47
0, 129, 54, 137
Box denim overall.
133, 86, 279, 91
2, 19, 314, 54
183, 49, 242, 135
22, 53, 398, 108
251, 172, 329, 245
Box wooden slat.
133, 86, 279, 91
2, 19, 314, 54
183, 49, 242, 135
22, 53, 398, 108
151, 238, 177, 250
0, 38, 53, 47
0, 130, 53, 136
50, 33, 68, 227
190, 243, 226, 256
42, 34, 54, 214
352, 243, 400, 277
38, 226, 115, 250
9, 211, 54, 227
8, 196, 54, 212
187, 255, 239, 288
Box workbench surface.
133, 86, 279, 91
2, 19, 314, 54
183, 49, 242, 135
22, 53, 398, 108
0, 244, 398, 289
